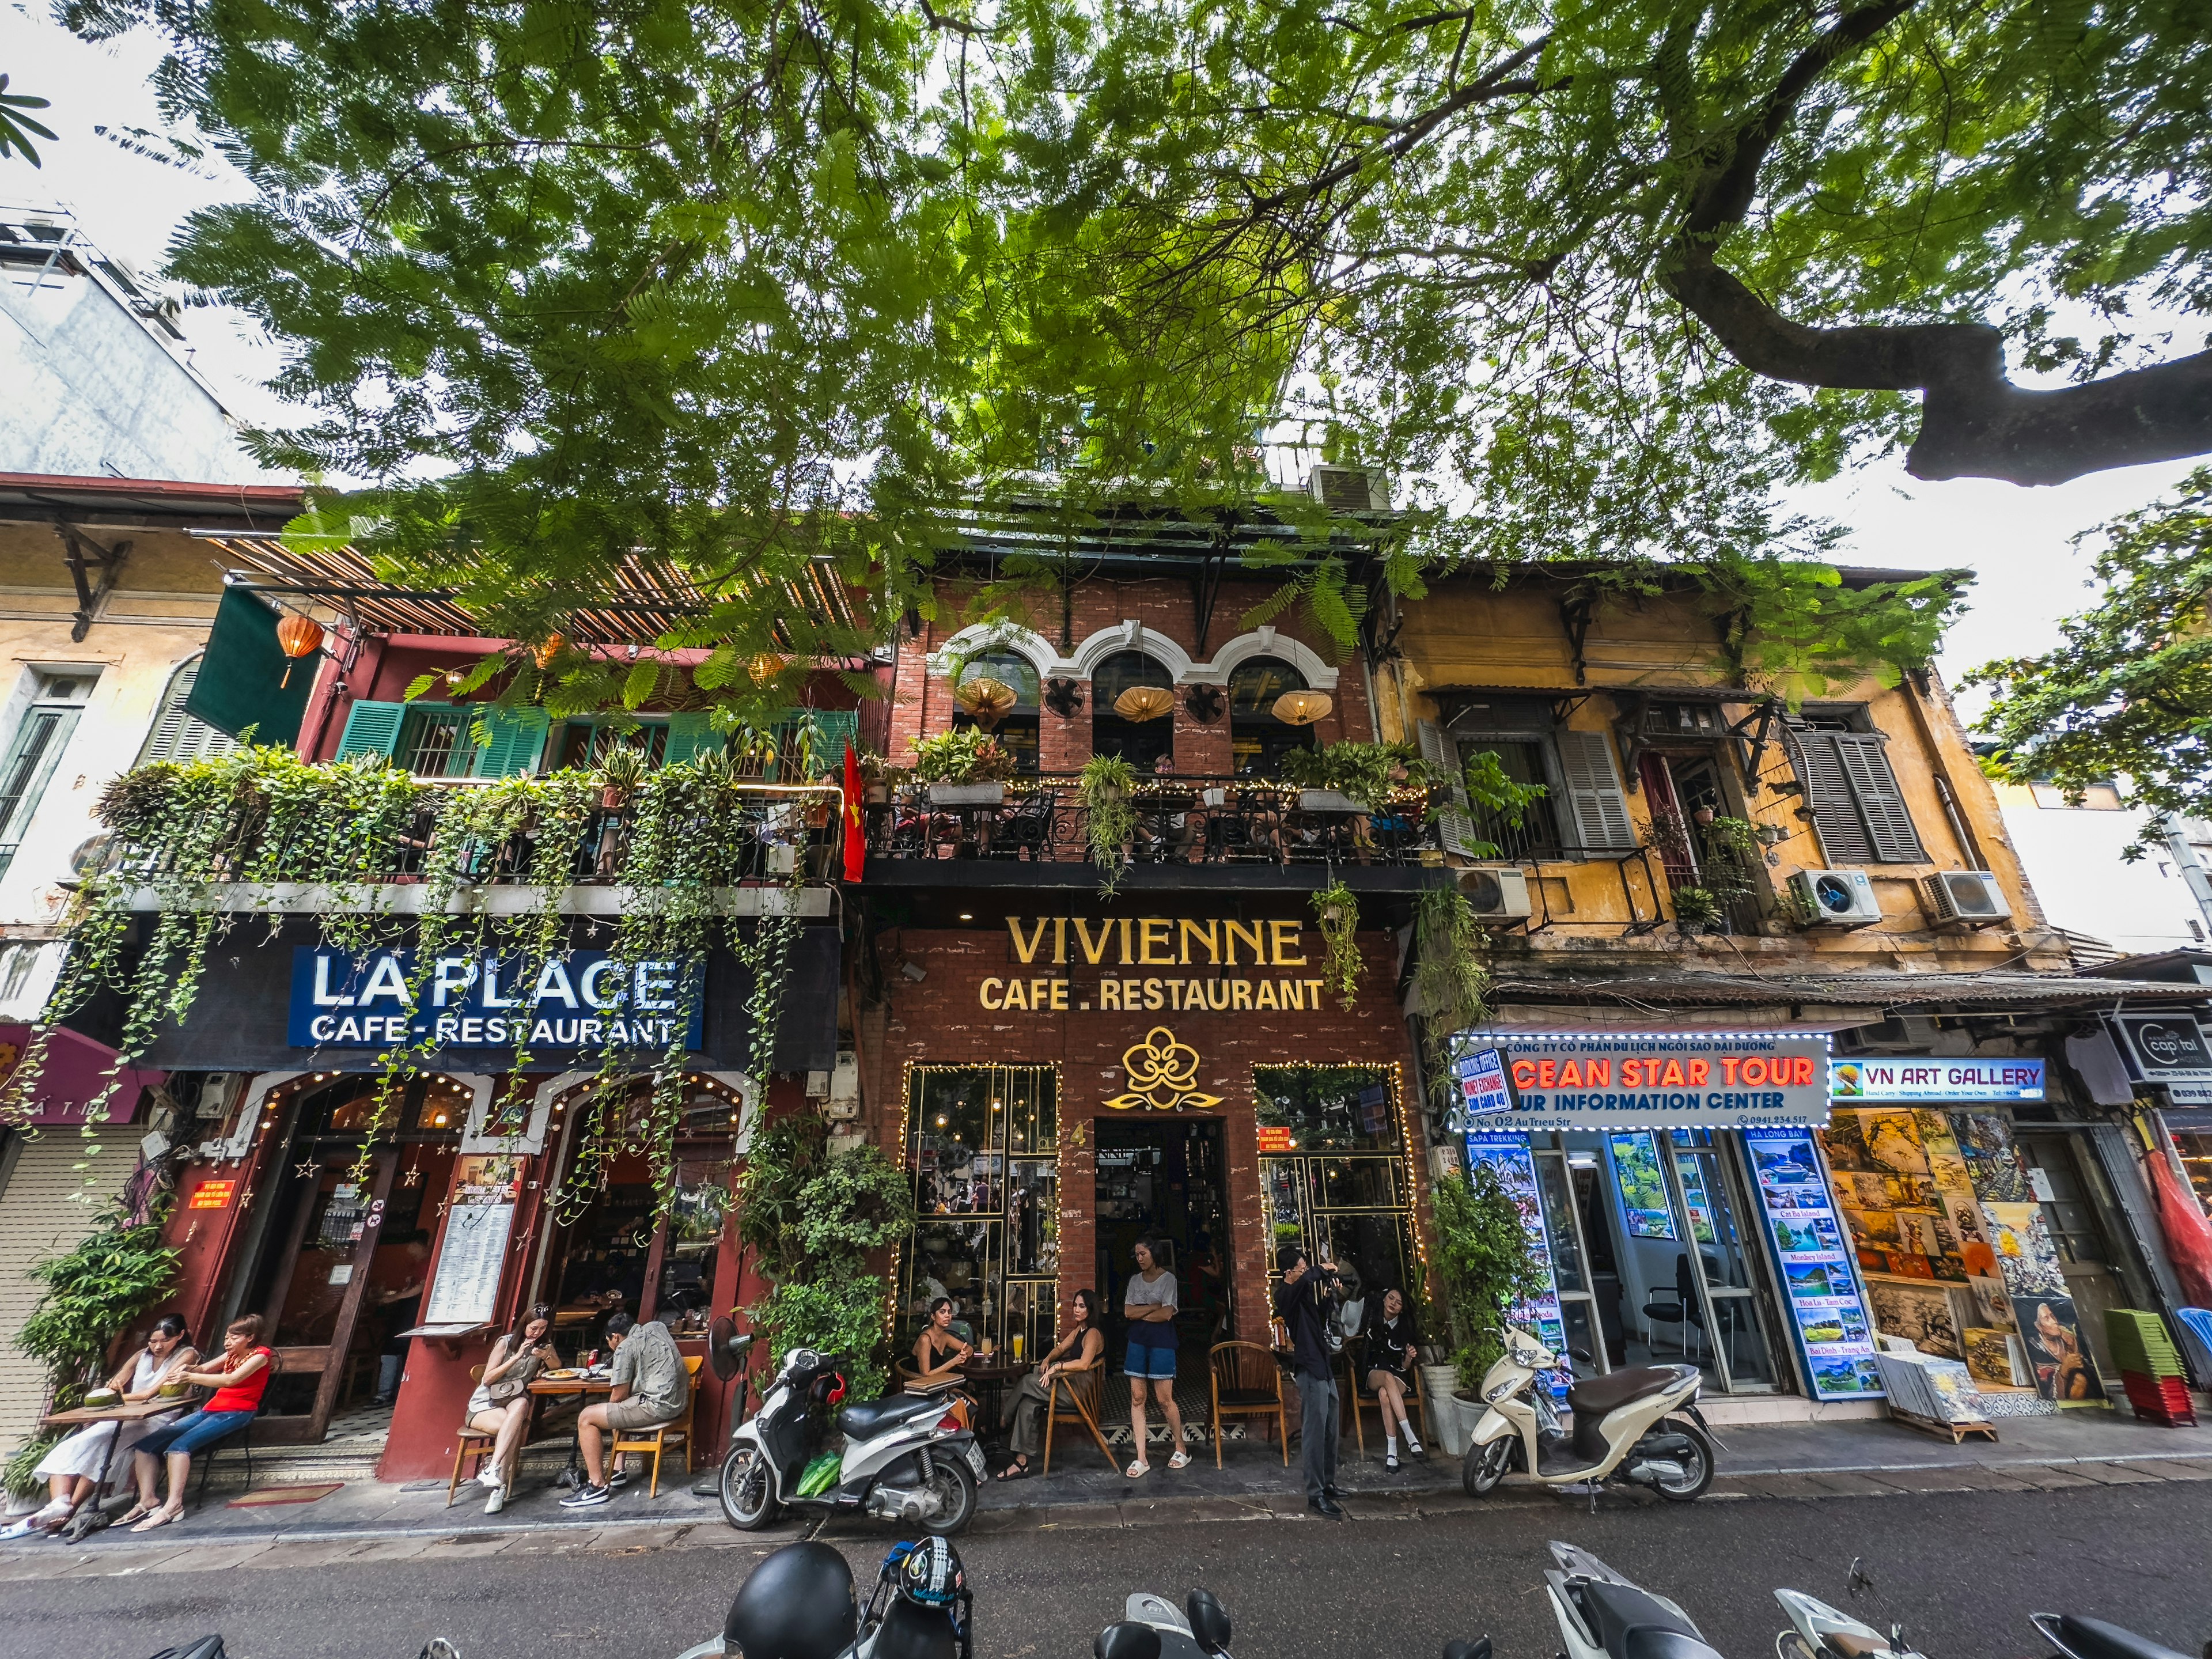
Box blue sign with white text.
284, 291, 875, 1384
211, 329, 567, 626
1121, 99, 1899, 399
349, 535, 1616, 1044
287, 948, 704, 1051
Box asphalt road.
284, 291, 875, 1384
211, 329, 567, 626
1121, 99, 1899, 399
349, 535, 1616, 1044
12, 1482, 2210, 1659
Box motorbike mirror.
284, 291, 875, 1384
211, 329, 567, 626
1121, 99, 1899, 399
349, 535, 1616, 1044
1097, 1624, 1163, 1659
1444, 1640, 1494, 1659
1186, 1589, 1232, 1654
1846, 1558, 1876, 1601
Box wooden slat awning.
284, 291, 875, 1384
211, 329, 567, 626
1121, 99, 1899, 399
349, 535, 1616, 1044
202, 535, 866, 645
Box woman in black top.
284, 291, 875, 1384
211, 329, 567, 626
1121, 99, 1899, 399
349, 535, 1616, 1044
911, 1297, 972, 1387
1361, 1286, 1425, 1469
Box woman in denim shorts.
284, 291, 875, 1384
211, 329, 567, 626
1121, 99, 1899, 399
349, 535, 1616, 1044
1122, 1238, 1189, 1476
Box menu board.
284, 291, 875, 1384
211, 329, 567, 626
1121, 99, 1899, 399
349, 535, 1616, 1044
422, 1154, 524, 1327
1464, 1131, 1570, 1395
1745, 1128, 1884, 1400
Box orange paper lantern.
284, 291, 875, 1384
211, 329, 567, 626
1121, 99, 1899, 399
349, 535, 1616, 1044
275, 613, 324, 688
533, 634, 565, 670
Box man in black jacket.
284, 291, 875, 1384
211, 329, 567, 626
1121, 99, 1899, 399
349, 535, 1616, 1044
1274, 1243, 1343, 1517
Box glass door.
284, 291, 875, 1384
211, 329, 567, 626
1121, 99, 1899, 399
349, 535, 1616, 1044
1531, 1142, 1607, 1378
1665, 1131, 1782, 1392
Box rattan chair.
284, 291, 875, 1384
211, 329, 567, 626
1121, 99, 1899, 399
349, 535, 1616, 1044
611, 1355, 705, 1497
1208, 1342, 1288, 1468
1340, 1343, 1428, 1456
1040, 1356, 1115, 1473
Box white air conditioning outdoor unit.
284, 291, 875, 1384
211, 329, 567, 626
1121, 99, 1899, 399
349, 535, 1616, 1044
1456, 865, 1533, 921
1923, 869, 2013, 927
1307, 464, 1392, 513
1789, 867, 1883, 927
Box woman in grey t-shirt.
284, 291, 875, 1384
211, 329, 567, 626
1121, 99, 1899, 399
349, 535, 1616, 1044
1122, 1238, 1189, 1475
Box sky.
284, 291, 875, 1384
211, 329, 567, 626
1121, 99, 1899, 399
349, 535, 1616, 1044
5, 4, 2200, 717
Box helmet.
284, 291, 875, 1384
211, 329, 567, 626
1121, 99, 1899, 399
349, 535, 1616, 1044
896, 1536, 965, 1609
724, 1541, 858, 1659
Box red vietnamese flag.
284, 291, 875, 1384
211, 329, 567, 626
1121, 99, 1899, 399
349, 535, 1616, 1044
841, 743, 866, 882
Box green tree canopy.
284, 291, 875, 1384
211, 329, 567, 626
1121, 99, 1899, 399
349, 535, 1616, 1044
1970, 465, 2212, 850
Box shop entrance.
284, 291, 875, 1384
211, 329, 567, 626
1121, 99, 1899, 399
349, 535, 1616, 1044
2017, 1131, 2145, 1388
1093, 1118, 1231, 1360
1558, 1128, 1785, 1394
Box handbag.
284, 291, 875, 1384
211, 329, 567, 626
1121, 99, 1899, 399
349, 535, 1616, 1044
480, 1343, 540, 1405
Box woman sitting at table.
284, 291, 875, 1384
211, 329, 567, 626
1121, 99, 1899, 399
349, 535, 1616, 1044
464, 1303, 556, 1515
908, 1298, 971, 1388
125, 1313, 273, 1532
998, 1289, 1103, 1480
5, 1315, 197, 1537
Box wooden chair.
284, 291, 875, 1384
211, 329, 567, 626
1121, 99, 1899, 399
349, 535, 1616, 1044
445, 1365, 498, 1507
1040, 1357, 1115, 1473
1209, 1342, 1287, 1469
1340, 1344, 1428, 1456
611, 1355, 704, 1497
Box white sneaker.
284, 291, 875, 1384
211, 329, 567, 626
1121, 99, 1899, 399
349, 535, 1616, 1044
479, 1468, 505, 1491
484, 1488, 506, 1515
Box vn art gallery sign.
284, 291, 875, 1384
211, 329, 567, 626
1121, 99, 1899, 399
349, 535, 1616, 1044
1449, 1031, 1832, 1131
288, 948, 705, 1053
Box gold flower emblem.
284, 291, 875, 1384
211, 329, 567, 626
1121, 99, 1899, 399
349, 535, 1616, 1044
1104, 1025, 1223, 1113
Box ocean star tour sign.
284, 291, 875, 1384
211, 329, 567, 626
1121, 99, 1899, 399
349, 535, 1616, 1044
287, 948, 704, 1052
1449, 1031, 1832, 1131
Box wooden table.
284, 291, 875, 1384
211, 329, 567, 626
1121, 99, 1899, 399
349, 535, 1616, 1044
955, 1361, 1031, 1434
527, 1373, 614, 1489
37, 1399, 181, 1531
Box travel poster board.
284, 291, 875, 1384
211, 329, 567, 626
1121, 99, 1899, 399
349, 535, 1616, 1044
1464, 1131, 1569, 1395
1745, 1128, 1884, 1400
422, 1154, 524, 1326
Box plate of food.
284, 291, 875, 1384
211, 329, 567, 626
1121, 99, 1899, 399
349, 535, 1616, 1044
541, 1367, 581, 1380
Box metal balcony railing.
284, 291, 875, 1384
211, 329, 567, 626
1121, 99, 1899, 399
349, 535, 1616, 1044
861, 775, 1446, 868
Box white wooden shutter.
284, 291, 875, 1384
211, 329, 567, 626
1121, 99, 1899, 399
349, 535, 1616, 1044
1417, 718, 1479, 856
1556, 729, 1636, 852
1832, 732, 1927, 862
137, 658, 239, 766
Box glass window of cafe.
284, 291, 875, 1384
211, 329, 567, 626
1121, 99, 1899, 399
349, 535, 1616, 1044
537, 1075, 742, 1348
898, 1066, 1059, 1362
1255, 1066, 1418, 1315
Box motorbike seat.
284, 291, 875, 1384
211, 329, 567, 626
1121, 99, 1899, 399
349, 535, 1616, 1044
1578, 1580, 1722, 1659
1567, 1365, 1694, 1418
838, 1391, 951, 1441
1823, 1634, 1890, 1658
2047, 1616, 2191, 1659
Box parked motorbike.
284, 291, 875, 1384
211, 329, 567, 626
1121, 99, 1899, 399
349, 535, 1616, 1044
1544, 1539, 1724, 1659
1462, 1326, 1718, 1501
1774, 1562, 2196, 1659
677, 1537, 972, 1659
1092, 1587, 1236, 1659
2031, 1613, 2195, 1659
717, 1342, 984, 1536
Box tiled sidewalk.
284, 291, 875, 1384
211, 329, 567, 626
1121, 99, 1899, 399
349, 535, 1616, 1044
5, 1405, 2209, 1579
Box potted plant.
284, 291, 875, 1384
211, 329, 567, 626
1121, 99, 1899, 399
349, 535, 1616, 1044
855, 749, 893, 803
1428, 1161, 1546, 1457
911, 728, 1017, 805
1079, 754, 1141, 896
596, 744, 647, 809
1279, 740, 1431, 815
1671, 885, 1724, 932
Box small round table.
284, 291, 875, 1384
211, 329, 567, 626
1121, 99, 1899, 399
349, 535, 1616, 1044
955, 1360, 1031, 1437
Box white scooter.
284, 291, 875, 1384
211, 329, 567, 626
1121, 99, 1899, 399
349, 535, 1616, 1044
1774, 1570, 1929, 1659
717, 1342, 985, 1537
1545, 1540, 1724, 1659
1462, 1325, 1718, 1501
1093, 1588, 1236, 1659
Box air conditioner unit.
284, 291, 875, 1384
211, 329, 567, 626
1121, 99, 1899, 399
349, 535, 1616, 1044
1789, 867, 1883, 927
1307, 464, 1392, 513
1923, 869, 2013, 927
1456, 865, 1533, 921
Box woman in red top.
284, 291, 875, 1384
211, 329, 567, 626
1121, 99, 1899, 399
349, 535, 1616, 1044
127, 1313, 274, 1531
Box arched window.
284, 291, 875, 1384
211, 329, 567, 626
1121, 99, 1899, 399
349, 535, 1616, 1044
951, 650, 1041, 774
1228, 656, 1315, 777
1091, 650, 1175, 770
136, 655, 238, 766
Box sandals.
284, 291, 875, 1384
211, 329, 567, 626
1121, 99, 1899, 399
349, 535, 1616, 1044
1166, 1450, 1191, 1471
1124, 1459, 1152, 1479
119, 1504, 153, 1526
997, 1458, 1031, 1482
131, 1507, 181, 1533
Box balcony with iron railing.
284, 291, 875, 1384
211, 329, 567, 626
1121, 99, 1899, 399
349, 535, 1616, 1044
857, 774, 1458, 891
105, 776, 841, 918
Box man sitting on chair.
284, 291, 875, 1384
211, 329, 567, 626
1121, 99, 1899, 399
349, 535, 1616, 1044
561, 1312, 688, 1509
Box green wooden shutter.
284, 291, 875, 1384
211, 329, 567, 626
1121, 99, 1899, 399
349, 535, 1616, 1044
1832, 733, 1927, 863
777, 710, 858, 779
474, 706, 550, 778
662, 711, 721, 766
335, 700, 407, 762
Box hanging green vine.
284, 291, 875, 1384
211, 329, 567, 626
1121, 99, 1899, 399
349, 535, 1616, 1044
1078, 755, 1140, 899
1312, 879, 1362, 1009
1412, 888, 1490, 1089
3, 743, 826, 1217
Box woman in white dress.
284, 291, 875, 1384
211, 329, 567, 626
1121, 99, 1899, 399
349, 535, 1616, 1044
13, 1316, 195, 1535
